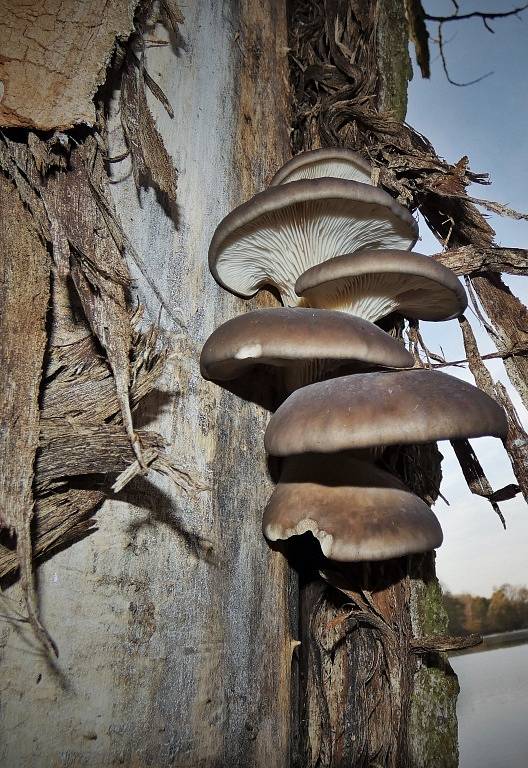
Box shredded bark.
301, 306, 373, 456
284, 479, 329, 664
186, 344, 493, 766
0, 0, 187, 656
0, 173, 56, 655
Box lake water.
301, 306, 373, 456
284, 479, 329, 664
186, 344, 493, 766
451, 642, 528, 768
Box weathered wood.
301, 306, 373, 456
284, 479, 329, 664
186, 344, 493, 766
434, 244, 528, 277
0, 2, 293, 766
0, 0, 136, 129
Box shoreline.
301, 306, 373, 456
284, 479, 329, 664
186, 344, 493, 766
451, 627, 528, 656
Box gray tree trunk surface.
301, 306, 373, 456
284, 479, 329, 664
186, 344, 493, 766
0, 2, 294, 766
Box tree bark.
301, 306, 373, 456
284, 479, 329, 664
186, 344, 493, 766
0, 2, 294, 766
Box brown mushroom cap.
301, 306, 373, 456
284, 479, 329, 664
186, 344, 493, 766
263, 454, 443, 561
209, 179, 418, 306
270, 148, 372, 186
264, 369, 508, 456
295, 249, 468, 322
200, 307, 413, 382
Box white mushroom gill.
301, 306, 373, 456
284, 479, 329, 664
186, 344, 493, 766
278, 159, 372, 186
282, 358, 333, 393
300, 273, 456, 322
215, 199, 415, 306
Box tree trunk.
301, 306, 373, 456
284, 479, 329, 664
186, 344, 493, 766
0, 1, 461, 767
0, 2, 295, 766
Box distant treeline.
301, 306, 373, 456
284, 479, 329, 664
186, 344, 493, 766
444, 584, 528, 636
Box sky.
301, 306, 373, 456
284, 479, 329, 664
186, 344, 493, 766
406, 2, 528, 596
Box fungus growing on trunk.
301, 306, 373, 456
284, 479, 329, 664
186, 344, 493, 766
208, 179, 417, 306
200, 307, 413, 403
295, 249, 468, 322
263, 454, 443, 561
203, 148, 508, 567
270, 147, 372, 186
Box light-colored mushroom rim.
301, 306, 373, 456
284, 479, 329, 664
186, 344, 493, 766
269, 148, 372, 186
262, 455, 443, 560
208, 179, 418, 293
295, 249, 468, 320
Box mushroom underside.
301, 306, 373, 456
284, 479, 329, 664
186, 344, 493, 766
214, 199, 416, 305
299, 272, 465, 322
275, 158, 372, 186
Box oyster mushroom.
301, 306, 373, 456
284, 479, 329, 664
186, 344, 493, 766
270, 147, 372, 186
200, 307, 413, 406
264, 369, 508, 456
263, 454, 443, 562
295, 249, 468, 323
209, 179, 418, 306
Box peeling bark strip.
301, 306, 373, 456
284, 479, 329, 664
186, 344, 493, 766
434, 245, 528, 277
121, 53, 178, 210
458, 318, 528, 505
0, 173, 55, 653
0, 0, 136, 130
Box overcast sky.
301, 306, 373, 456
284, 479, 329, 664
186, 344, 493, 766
406, 2, 528, 596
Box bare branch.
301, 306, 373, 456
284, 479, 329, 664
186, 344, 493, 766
424, 3, 528, 24
437, 23, 493, 86
420, 3, 528, 85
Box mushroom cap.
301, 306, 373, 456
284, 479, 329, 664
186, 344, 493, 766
270, 148, 372, 186
209, 179, 418, 306
264, 369, 508, 456
200, 307, 414, 381
263, 454, 443, 561
295, 249, 468, 322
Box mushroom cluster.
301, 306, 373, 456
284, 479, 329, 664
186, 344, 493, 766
202, 149, 508, 563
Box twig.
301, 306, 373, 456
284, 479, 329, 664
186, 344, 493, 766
424, 3, 528, 24
423, 3, 528, 86
436, 22, 493, 86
